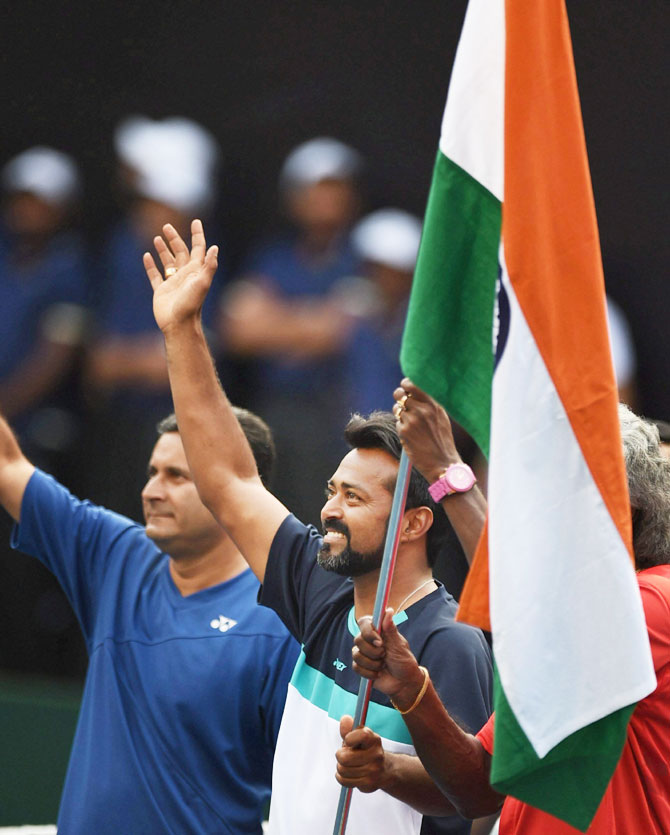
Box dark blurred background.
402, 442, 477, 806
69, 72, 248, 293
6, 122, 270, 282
3, 0, 667, 377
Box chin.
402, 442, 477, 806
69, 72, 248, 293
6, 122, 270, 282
145, 525, 169, 546
317, 543, 382, 577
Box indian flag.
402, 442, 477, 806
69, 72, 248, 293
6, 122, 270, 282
400, 0, 657, 830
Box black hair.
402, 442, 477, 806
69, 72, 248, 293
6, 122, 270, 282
156, 407, 276, 488
343, 410, 448, 567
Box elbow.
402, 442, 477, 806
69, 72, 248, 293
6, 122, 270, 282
455, 793, 504, 821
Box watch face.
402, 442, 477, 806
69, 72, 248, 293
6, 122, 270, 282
447, 464, 475, 491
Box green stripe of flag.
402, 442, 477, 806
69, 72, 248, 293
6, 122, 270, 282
400, 152, 501, 457
491, 668, 636, 830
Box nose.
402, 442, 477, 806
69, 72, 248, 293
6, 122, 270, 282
142, 473, 165, 502
321, 491, 343, 523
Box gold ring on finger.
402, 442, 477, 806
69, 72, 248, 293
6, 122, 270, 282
164, 267, 177, 278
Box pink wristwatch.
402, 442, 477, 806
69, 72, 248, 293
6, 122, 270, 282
428, 463, 476, 502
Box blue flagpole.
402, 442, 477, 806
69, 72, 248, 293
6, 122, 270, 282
332, 449, 413, 835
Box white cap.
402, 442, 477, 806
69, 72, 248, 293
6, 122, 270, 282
352, 209, 423, 272
2, 147, 81, 206
115, 115, 220, 213
279, 137, 363, 192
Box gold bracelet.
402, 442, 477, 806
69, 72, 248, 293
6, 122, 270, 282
390, 666, 430, 715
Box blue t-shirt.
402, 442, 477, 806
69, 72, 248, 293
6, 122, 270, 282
244, 235, 360, 394
259, 514, 493, 835
345, 305, 407, 416
0, 229, 88, 380
12, 470, 298, 834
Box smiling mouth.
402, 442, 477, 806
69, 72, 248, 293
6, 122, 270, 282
323, 530, 347, 544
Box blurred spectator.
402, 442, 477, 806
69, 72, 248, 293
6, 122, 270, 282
84, 116, 221, 520
0, 146, 90, 678
0, 147, 89, 465
606, 295, 638, 409
222, 137, 364, 525
345, 208, 422, 414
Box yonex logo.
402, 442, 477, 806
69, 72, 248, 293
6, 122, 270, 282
210, 616, 238, 633
333, 658, 347, 671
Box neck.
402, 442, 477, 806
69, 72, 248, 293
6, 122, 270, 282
168, 537, 248, 597
353, 546, 434, 620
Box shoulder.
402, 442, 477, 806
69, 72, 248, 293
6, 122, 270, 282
23, 469, 145, 538
406, 589, 491, 664
638, 566, 670, 619
270, 513, 323, 559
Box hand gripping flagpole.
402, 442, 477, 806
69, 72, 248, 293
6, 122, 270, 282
332, 448, 413, 835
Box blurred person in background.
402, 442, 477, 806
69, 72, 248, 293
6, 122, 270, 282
0, 146, 89, 468
84, 116, 221, 520
0, 146, 90, 678
222, 137, 364, 526
345, 208, 423, 415
606, 295, 638, 409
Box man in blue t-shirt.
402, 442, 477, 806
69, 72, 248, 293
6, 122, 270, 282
145, 220, 493, 833
0, 404, 298, 834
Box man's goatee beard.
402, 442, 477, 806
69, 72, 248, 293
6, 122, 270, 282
317, 542, 384, 577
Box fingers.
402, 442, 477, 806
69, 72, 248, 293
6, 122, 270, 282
204, 245, 219, 282
190, 218, 207, 263
339, 725, 379, 753
336, 726, 384, 792
162, 223, 191, 267
352, 615, 385, 676
153, 235, 177, 274
143, 252, 164, 291
380, 606, 398, 636
352, 645, 383, 679
358, 615, 383, 647
397, 378, 430, 402
339, 714, 354, 741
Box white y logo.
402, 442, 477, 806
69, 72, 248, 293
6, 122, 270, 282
210, 616, 238, 633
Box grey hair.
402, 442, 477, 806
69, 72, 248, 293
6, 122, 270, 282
619, 403, 670, 569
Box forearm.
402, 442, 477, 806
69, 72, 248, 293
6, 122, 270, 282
163, 318, 259, 501
441, 490, 487, 565
396, 683, 503, 818
86, 337, 169, 389
0, 414, 35, 521
225, 301, 349, 358
0, 342, 75, 419
380, 751, 459, 816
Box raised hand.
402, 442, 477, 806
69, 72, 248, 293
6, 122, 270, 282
392, 378, 459, 485
143, 219, 219, 334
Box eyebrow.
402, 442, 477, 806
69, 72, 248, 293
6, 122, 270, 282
146, 464, 190, 478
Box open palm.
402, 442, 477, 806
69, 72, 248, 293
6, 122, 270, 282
143, 219, 219, 333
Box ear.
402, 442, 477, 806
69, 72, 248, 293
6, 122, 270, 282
400, 506, 433, 543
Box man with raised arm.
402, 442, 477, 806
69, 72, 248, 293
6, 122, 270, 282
145, 221, 493, 834
0, 402, 297, 833
348, 388, 670, 835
